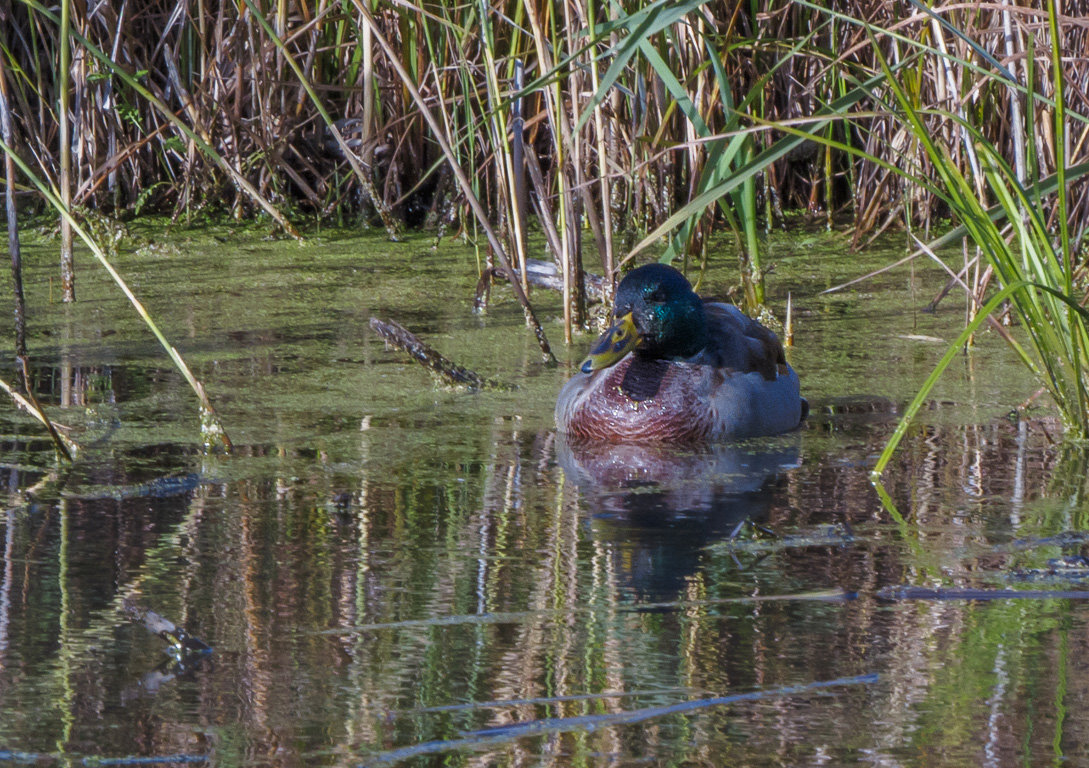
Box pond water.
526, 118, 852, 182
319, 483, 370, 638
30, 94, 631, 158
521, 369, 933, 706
1, 225, 1087, 767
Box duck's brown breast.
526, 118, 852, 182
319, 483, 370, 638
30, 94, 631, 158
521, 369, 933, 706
563, 357, 717, 443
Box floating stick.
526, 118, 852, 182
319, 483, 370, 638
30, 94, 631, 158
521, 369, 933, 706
370, 317, 512, 391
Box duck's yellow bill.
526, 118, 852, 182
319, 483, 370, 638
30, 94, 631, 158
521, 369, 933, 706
580, 312, 639, 373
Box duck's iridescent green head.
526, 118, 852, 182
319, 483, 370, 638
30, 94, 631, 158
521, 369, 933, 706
581, 263, 708, 373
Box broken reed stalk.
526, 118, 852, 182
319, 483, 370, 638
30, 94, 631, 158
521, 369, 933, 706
524, 0, 581, 341
477, 11, 527, 292
586, 0, 615, 303
353, 0, 555, 363
238, 0, 400, 241
369, 317, 512, 391
0, 373, 78, 460
0, 138, 233, 452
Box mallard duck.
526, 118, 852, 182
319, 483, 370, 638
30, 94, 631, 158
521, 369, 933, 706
556, 263, 807, 442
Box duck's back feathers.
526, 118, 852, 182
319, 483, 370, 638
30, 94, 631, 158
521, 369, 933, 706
696, 302, 786, 381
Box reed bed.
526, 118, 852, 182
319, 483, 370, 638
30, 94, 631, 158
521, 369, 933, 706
3, 2, 1085, 277
5, 1, 1089, 437
2, 1, 1080, 262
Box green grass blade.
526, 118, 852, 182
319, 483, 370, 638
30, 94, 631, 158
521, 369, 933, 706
575, 0, 711, 132
0, 136, 232, 451
626, 63, 911, 263
871, 281, 1029, 480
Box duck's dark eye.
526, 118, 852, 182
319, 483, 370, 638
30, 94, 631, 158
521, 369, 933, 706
646, 286, 667, 303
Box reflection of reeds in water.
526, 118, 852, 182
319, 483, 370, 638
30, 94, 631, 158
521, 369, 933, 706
2, 412, 1089, 761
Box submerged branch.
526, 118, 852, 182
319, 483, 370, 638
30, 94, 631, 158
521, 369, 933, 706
877, 586, 1089, 601
319, 588, 850, 635
357, 674, 878, 767
74, 754, 208, 765
0, 750, 208, 765
369, 317, 513, 391
408, 687, 696, 715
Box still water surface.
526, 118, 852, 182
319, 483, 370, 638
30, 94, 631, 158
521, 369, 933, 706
1, 227, 1087, 766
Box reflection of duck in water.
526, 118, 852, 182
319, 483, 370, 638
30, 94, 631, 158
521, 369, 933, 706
558, 439, 801, 598
557, 439, 801, 513
556, 263, 806, 442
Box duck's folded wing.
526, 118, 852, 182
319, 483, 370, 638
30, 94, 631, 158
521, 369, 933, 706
700, 301, 786, 380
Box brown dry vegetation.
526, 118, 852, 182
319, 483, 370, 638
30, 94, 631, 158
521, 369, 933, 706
3, 3, 1087, 246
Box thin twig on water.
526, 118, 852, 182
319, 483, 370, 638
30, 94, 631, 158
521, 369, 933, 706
356, 673, 879, 767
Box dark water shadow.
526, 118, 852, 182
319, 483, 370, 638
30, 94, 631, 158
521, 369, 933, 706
557, 437, 802, 597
